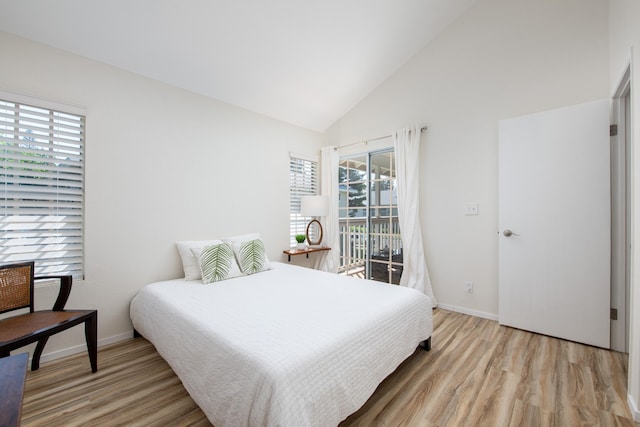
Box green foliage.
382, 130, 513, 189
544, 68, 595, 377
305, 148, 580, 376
295, 234, 306, 243
0, 132, 49, 174
350, 225, 365, 233
339, 165, 367, 217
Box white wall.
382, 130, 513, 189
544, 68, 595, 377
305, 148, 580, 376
609, 0, 640, 420
324, 0, 609, 319
0, 31, 322, 358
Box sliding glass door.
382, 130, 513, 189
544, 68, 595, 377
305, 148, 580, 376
338, 149, 403, 284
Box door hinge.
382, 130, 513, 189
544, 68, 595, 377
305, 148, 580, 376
610, 124, 618, 136
611, 308, 618, 320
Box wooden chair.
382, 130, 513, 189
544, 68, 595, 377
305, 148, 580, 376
0, 261, 97, 373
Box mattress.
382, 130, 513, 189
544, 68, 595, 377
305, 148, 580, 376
130, 261, 432, 426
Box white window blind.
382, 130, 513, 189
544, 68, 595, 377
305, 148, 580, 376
0, 98, 85, 278
289, 154, 318, 247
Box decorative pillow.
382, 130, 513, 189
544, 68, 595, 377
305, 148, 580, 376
223, 234, 272, 275
191, 243, 243, 284
176, 239, 223, 280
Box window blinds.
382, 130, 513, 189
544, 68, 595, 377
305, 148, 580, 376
0, 99, 85, 278
289, 154, 318, 247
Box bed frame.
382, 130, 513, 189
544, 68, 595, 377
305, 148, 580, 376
135, 328, 431, 351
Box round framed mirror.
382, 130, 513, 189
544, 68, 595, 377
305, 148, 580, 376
305, 220, 323, 246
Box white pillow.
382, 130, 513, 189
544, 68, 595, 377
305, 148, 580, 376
191, 243, 243, 284
223, 233, 272, 275
223, 233, 262, 244
176, 239, 223, 280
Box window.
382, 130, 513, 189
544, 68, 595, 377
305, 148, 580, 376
0, 96, 85, 278
339, 149, 403, 284
289, 154, 318, 247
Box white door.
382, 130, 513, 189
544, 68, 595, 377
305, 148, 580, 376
498, 99, 610, 348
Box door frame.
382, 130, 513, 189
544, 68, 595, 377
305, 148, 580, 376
611, 63, 632, 353
338, 148, 403, 284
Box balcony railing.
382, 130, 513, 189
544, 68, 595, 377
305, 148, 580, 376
338, 217, 403, 283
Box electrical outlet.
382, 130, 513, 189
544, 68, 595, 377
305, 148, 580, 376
465, 281, 473, 293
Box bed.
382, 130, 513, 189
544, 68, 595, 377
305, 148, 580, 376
130, 261, 432, 426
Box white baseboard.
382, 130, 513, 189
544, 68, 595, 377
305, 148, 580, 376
629, 393, 640, 422
37, 331, 134, 364
436, 303, 498, 321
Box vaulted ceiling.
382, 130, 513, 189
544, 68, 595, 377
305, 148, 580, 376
0, 0, 477, 131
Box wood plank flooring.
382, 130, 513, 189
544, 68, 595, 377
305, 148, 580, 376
19, 309, 638, 426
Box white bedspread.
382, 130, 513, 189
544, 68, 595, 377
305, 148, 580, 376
130, 262, 432, 426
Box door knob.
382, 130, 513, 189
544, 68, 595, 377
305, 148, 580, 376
503, 230, 519, 237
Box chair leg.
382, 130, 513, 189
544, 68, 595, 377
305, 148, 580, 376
32, 337, 50, 371
85, 311, 98, 373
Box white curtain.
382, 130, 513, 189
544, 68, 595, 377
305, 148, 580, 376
394, 127, 437, 306
315, 146, 340, 272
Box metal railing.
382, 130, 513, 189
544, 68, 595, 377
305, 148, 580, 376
338, 217, 403, 277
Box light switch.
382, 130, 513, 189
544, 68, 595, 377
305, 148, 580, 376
464, 202, 479, 216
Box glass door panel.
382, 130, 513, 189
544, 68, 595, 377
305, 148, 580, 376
339, 149, 403, 284
339, 155, 368, 278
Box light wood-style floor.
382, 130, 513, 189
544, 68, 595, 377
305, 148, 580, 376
20, 309, 639, 426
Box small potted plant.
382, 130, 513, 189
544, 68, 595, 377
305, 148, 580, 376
295, 234, 306, 250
